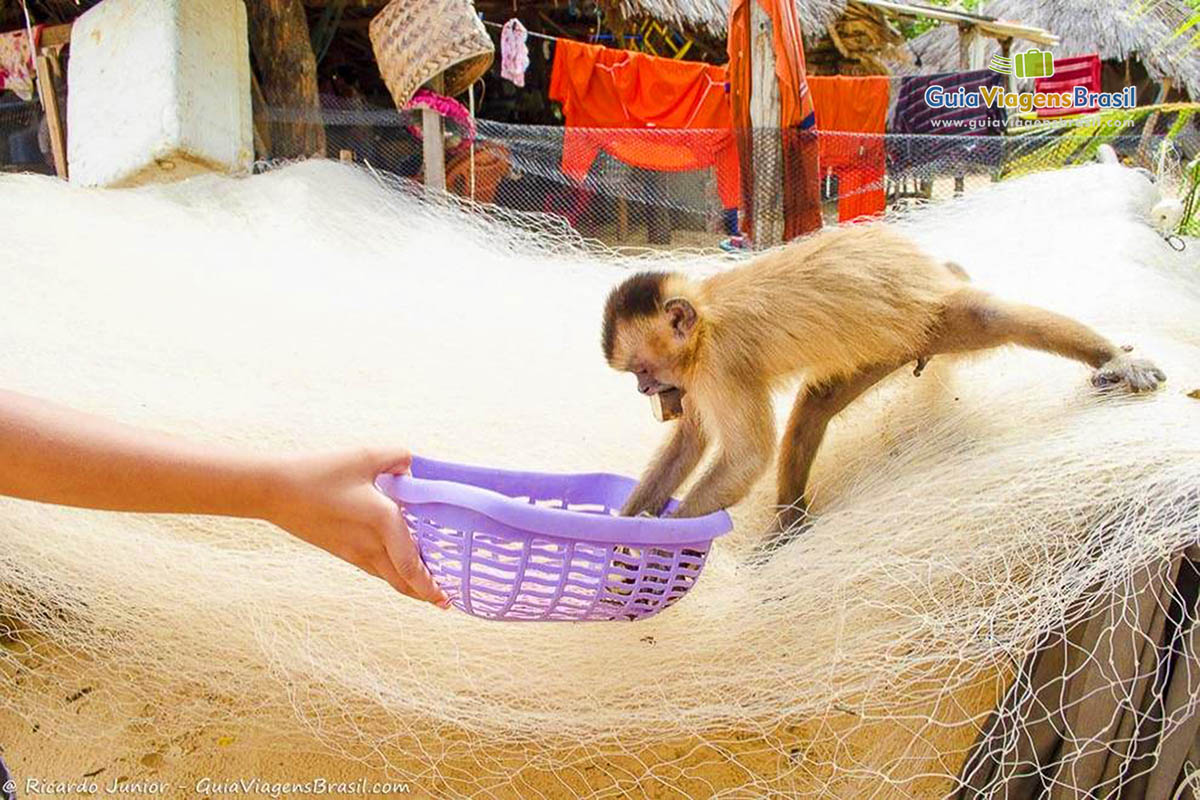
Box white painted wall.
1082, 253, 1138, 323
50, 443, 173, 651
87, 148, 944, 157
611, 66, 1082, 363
67, 0, 253, 188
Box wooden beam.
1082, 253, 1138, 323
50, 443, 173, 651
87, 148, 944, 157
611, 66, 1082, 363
975, 21, 1058, 46
30, 20, 71, 178
34, 50, 67, 180
39, 23, 72, 48
245, 0, 326, 159
853, 0, 1058, 45
855, 0, 990, 24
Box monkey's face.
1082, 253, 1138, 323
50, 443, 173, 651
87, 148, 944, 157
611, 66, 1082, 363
608, 298, 699, 396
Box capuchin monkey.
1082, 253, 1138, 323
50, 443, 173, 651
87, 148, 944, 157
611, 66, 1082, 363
601, 225, 1165, 534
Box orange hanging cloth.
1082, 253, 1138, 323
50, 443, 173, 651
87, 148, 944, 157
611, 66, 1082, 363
548, 39, 741, 210
808, 76, 889, 223
727, 0, 821, 241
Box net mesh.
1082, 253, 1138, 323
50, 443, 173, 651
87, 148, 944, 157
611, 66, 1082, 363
0, 97, 47, 175
4, 94, 1197, 241
0, 111, 1198, 797
301, 97, 1200, 246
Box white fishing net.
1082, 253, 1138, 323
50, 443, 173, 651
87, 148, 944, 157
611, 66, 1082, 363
0, 159, 1197, 797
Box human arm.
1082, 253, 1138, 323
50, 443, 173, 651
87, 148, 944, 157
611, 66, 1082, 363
0, 390, 448, 606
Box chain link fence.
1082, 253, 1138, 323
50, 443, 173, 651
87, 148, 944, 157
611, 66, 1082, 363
0, 96, 50, 176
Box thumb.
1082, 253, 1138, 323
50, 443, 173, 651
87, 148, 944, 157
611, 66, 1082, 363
372, 448, 413, 476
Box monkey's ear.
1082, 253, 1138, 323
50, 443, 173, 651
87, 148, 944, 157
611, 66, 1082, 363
663, 297, 698, 339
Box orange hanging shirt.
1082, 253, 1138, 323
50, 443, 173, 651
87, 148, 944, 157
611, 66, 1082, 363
808, 76, 890, 222
548, 40, 741, 209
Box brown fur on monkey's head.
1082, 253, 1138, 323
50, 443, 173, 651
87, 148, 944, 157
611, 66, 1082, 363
602, 271, 702, 395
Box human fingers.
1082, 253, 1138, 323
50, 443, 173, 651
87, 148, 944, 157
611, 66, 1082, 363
379, 505, 449, 607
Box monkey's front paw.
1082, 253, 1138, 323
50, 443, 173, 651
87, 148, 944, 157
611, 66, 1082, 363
620, 496, 665, 517
664, 505, 704, 519
747, 507, 814, 565
1092, 357, 1166, 393
668, 496, 727, 518
768, 505, 805, 535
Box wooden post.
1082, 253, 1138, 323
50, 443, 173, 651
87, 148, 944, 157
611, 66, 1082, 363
1136, 88, 1168, 170
34, 50, 67, 179
245, 0, 326, 159
644, 170, 671, 245
1154, 76, 1173, 104
1000, 37, 1014, 93
995, 37, 1013, 183
615, 163, 631, 241
467, 77, 477, 201
422, 74, 446, 194
953, 24, 978, 197
749, 2, 784, 248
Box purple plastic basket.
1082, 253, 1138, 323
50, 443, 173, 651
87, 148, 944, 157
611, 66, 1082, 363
375, 457, 733, 622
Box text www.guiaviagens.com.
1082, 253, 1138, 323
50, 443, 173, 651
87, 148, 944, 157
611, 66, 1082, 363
13, 776, 413, 797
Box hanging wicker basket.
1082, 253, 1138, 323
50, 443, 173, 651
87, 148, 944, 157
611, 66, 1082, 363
369, 0, 494, 107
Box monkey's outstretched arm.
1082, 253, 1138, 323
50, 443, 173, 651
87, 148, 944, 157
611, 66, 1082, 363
673, 385, 775, 518
621, 403, 708, 517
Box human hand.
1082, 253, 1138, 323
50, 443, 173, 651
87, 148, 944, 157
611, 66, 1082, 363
264, 447, 450, 607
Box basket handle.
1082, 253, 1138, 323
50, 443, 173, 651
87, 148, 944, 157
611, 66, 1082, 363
375, 457, 733, 547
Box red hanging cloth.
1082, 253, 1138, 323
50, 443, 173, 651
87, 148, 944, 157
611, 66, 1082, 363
1035, 53, 1102, 119
808, 75, 890, 222
548, 39, 741, 210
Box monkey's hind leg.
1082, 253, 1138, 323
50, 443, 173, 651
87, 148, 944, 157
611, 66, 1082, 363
928, 288, 1165, 392
768, 361, 908, 549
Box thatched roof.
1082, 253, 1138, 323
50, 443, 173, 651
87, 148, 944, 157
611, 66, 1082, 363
602, 0, 849, 36
897, 0, 1200, 98
808, 1, 907, 75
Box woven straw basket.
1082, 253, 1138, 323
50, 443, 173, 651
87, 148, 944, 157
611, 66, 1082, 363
369, 0, 494, 107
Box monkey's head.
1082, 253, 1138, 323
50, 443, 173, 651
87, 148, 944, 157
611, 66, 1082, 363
602, 271, 701, 396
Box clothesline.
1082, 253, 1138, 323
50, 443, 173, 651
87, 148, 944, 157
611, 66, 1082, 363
481, 18, 558, 43
480, 18, 643, 44
479, 18, 1036, 86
